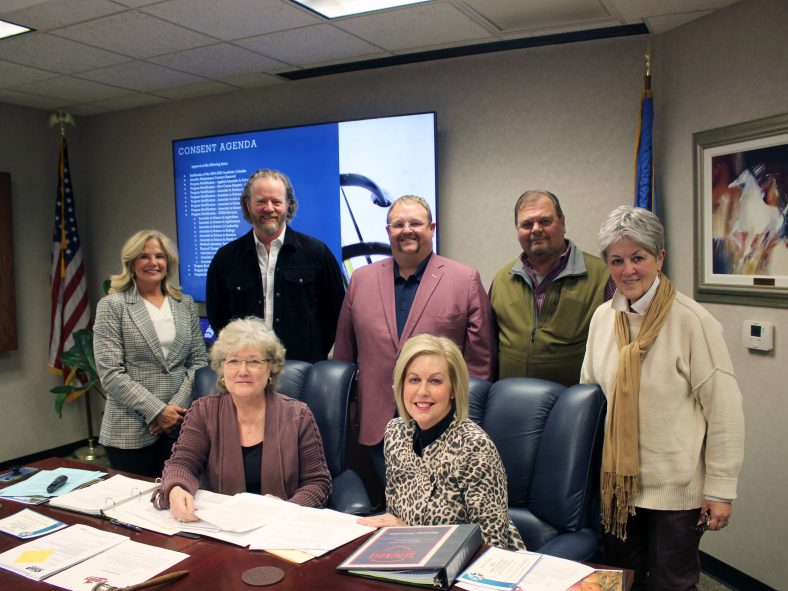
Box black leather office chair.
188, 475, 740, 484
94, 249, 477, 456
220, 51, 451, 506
469, 377, 606, 561
193, 360, 373, 516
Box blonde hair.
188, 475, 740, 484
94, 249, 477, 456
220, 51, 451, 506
109, 229, 182, 299
210, 317, 286, 395
392, 334, 469, 424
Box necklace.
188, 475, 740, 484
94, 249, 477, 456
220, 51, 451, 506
239, 404, 265, 434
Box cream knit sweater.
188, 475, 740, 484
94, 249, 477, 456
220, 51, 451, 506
581, 291, 744, 510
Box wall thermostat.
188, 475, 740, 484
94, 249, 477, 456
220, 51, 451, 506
742, 320, 774, 351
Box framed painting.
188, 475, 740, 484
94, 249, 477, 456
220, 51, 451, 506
693, 112, 788, 307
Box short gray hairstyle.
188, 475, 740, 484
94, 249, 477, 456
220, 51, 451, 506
209, 317, 286, 394
240, 168, 298, 224
387, 195, 433, 224
513, 190, 564, 226
597, 205, 665, 263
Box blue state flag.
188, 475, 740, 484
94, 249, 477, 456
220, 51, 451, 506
634, 71, 656, 213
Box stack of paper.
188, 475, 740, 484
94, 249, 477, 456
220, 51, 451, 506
48, 474, 157, 516
0, 524, 127, 581
456, 547, 596, 591
0, 524, 189, 590
106, 489, 374, 561
0, 468, 106, 505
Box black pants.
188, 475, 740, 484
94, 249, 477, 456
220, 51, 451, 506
603, 507, 703, 591
104, 436, 174, 478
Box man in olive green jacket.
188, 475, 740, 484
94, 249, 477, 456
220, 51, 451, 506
490, 190, 613, 386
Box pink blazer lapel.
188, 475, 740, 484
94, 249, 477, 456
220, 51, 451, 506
377, 259, 399, 346
399, 256, 444, 345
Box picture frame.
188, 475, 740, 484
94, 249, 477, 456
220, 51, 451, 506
693, 112, 788, 308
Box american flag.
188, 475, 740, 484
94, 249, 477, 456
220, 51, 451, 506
48, 137, 90, 373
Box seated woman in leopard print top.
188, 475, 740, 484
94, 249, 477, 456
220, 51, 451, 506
358, 334, 525, 550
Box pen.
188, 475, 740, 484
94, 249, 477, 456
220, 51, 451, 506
108, 518, 142, 532
46, 475, 68, 494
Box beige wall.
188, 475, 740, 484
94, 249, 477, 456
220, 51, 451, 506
0, 102, 89, 457
1, 0, 785, 585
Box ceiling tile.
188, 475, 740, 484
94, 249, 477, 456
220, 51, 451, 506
149, 43, 285, 78
53, 11, 215, 58
17, 75, 130, 102
645, 10, 713, 34
0, 0, 125, 30
0, 87, 67, 109
236, 24, 383, 66
606, 0, 738, 21
0, 59, 58, 87
464, 0, 610, 32
111, 0, 162, 7
90, 92, 168, 110
76, 61, 205, 92
141, 0, 320, 41
152, 80, 236, 100
334, 2, 491, 52
0, 32, 129, 73
66, 102, 110, 115
220, 71, 285, 89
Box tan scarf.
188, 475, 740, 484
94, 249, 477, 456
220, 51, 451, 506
601, 273, 676, 540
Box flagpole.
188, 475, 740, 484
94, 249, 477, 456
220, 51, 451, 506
48, 111, 105, 462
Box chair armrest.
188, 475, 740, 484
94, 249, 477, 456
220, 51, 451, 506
327, 470, 374, 516
536, 528, 601, 562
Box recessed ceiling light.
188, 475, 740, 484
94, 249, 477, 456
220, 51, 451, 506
292, 0, 431, 19
0, 19, 33, 40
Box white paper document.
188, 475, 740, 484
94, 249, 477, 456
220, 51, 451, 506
0, 524, 127, 581
247, 504, 373, 554
104, 489, 227, 536
0, 509, 67, 539
456, 546, 541, 591
195, 492, 288, 533
46, 539, 189, 591
48, 474, 157, 516
514, 552, 594, 591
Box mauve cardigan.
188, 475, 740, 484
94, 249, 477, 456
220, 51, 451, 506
154, 391, 331, 508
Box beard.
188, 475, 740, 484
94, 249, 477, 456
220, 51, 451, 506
254, 214, 285, 237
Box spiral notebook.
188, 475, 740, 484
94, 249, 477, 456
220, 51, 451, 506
47, 474, 157, 517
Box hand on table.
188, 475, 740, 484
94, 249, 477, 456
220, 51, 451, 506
356, 513, 406, 528
169, 486, 198, 522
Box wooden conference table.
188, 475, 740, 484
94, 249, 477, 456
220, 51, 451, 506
0, 458, 631, 590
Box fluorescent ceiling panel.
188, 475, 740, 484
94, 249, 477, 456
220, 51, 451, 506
292, 0, 431, 19
0, 19, 32, 40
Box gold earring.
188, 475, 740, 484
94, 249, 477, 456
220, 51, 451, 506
220, 377, 226, 387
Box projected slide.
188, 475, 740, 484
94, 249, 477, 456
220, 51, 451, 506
173, 113, 436, 303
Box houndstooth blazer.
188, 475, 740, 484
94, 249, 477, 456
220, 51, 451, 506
95, 285, 208, 449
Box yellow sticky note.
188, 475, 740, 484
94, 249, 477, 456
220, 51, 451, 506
15, 549, 53, 564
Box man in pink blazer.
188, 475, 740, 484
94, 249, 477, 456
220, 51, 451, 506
333, 195, 495, 483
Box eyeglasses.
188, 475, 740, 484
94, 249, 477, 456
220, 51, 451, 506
224, 359, 271, 371
386, 219, 429, 231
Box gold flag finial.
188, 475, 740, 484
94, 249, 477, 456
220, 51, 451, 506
48, 110, 76, 137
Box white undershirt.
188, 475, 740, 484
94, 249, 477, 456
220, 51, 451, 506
254, 225, 286, 331
143, 296, 175, 358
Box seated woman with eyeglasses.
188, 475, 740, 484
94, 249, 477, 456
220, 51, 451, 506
154, 317, 331, 520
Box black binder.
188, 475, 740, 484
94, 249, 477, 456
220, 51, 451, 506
337, 523, 483, 589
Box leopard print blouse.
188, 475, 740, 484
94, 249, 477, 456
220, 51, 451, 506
384, 416, 525, 550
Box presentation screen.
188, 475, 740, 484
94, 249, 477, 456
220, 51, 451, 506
172, 112, 437, 303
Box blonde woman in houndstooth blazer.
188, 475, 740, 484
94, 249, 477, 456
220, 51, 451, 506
95, 230, 208, 477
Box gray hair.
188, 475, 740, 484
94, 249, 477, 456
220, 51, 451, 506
597, 205, 665, 262
387, 195, 433, 224
240, 168, 298, 224
513, 190, 564, 226
210, 317, 286, 394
